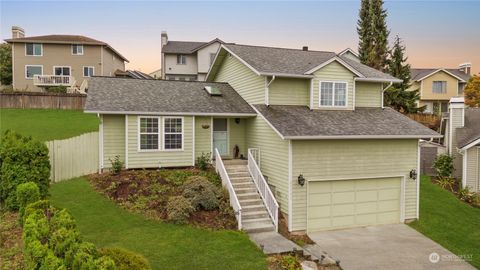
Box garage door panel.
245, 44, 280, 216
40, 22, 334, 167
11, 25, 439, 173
308, 177, 402, 232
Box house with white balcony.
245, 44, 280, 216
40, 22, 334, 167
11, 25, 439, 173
5, 26, 128, 92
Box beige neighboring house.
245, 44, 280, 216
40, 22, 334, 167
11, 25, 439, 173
409, 64, 471, 114
148, 68, 162, 79
161, 31, 224, 81
5, 26, 128, 92
441, 97, 480, 191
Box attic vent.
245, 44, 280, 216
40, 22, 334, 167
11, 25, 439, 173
204, 86, 222, 96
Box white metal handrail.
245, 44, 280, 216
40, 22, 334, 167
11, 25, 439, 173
214, 148, 242, 230
34, 75, 73, 86
247, 148, 279, 232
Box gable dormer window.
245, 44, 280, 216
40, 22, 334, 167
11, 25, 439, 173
72, 44, 84, 55
319, 81, 347, 107
177, 55, 187, 65
25, 43, 42, 56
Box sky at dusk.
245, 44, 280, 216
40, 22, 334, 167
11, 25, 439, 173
1, 0, 479, 74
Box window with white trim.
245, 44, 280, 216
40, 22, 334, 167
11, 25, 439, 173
25, 65, 42, 79
72, 44, 84, 55
26, 43, 42, 56
163, 118, 183, 150
54, 66, 71, 76
177, 55, 186, 65
319, 81, 347, 107
432, 81, 447, 94
139, 117, 159, 150
83, 66, 94, 77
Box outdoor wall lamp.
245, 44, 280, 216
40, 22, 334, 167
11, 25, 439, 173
235, 118, 241, 124
298, 174, 305, 186
410, 169, 417, 180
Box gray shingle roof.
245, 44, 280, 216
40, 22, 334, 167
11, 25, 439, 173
456, 108, 480, 148
411, 68, 470, 82
222, 44, 400, 81
85, 77, 255, 115
162, 38, 224, 54
254, 105, 441, 138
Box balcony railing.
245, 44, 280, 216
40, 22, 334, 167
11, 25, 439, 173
34, 75, 74, 86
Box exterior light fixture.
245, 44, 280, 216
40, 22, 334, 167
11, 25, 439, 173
410, 169, 417, 180
298, 174, 305, 186
235, 118, 241, 124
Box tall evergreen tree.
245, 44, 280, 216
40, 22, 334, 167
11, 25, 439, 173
357, 0, 371, 64
0, 43, 12, 85
387, 35, 410, 89
368, 0, 389, 71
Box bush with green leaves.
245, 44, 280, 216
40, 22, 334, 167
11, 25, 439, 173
182, 176, 220, 210
432, 154, 455, 178
109, 155, 123, 175
196, 152, 211, 171
16, 182, 40, 223
166, 196, 194, 224
457, 187, 478, 204
44, 86, 67, 93
0, 130, 50, 210
99, 247, 150, 270
436, 177, 456, 192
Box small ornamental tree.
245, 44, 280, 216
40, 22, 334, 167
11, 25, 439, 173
464, 75, 480, 107
432, 154, 454, 178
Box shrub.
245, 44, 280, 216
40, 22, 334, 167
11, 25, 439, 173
165, 170, 193, 186
16, 182, 40, 222
182, 176, 220, 210
0, 130, 50, 210
45, 86, 67, 93
457, 187, 478, 204
99, 247, 151, 270
166, 196, 194, 224
109, 155, 123, 175
432, 154, 454, 178
436, 177, 456, 192
196, 152, 211, 171
277, 255, 302, 270
39, 251, 66, 270
94, 256, 116, 270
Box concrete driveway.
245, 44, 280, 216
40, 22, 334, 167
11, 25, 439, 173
308, 224, 475, 270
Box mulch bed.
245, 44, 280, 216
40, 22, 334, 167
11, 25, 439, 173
0, 211, 24, 270
88, 168, 237, 230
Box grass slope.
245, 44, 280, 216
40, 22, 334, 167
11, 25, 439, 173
50, 178, 266, 270
409, 176, 480, 268
0, 109, 98, 141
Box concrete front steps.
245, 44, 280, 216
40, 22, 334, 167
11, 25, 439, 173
223, 159, 275, 233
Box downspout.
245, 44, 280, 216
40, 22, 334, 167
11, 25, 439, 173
381, 82, 393, 109
265, 75, 276, 107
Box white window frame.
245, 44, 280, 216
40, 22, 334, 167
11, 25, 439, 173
163, 117, 184, 151
137, 116, 161, 152
432, 81, 447, 94
25, 43, 43, 56
319, 81, 348, 108
25, 65, 43, 79
72, 44, 84, 55
53, 66, 71, 76
83, 66, 95, 77
177, 54, 187, 65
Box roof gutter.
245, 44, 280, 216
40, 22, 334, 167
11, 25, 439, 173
354, 77, 403, 83
284, 134, 443, 140
265, 75, 276, 106
260, 72, 314, 79
381, 81, 394, 109
84, 110, 257, 117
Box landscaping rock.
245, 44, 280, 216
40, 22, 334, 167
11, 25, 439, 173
301, 260, 318, 270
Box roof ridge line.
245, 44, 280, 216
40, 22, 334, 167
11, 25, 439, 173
226, 43, 336, 54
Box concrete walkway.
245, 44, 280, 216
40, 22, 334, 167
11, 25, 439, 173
309, 224, 475, 270
248, 231, 301, 255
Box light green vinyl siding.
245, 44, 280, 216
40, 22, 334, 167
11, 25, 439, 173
355, 82, 383, 107
127, 115, 194, 168
269, 78, 310, 106
214, 54, 265, 104
246, 116, 289, 213
312, 61, 355, 110
291, 139, 418, 231
465, 146, 479, 192
229, 118, 247, 159
195, 116, 212, 160
102, 114, 125, 168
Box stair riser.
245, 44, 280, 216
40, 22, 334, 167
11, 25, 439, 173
232, 183, 256, 189
223, 161, 248, 166
242, 213, 269, 219
240, 200, 265, 207
237, 194, 261, 200
243, 227, 275, 233
235, 188, 258, 194
229, 173, 250, 178
230, 178, 253, 183
241, 205, 266, 211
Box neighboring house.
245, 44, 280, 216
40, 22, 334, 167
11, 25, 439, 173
114, 69, 153, 79
149, 68, 162, 79
441, 97, 480, 192
85, 43, 440, 234
409, 64, 471, 114
161, 31, 224, 81
338, 48, 360, 62
5, 26, 128, 92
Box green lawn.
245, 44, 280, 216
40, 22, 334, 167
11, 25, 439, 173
0, 109, 98, 141
409, 176, 480, 268
50, 178, 266, 270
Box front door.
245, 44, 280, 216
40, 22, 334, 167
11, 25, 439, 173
213, 118, 228, 156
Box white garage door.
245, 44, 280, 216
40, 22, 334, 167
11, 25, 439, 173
307, 177, 402, 232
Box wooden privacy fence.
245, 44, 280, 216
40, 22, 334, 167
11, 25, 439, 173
46, 132, 99, 182
1, 92, 86, 109
406, 113, 441, 129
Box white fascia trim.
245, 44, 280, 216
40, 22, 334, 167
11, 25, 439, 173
125, 115, 129, 169
99, 114, 104, 171
85, 111, 256, 117
219, 45, 261, 76
381, 82, 394, 109
288, 140, 293, 231
416, 68, 466, 83
250, 106, 286, 140
354, 77, 403, 83
338, 48, 359, 58
304, 56, 364, 77
192, 116, 195, 166
284, 134, 443, 140
259, 72, 314, 79
460, 137, 480, 151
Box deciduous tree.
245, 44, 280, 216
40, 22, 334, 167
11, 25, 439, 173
464, 75, 480, 107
